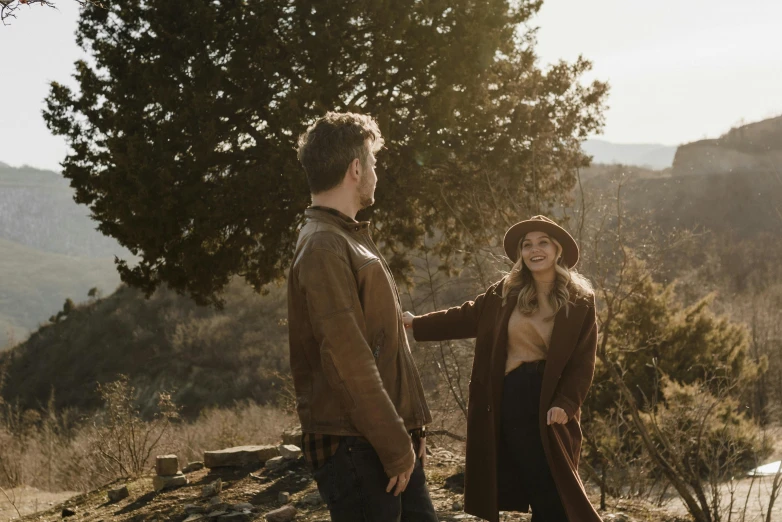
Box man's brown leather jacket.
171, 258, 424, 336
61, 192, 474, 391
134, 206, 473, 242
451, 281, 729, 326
287, 207, 432, 478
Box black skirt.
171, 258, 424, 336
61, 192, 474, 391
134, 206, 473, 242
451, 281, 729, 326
497, 361, 569, 521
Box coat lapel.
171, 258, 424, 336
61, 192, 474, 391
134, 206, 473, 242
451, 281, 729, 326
540, 300, 589, 413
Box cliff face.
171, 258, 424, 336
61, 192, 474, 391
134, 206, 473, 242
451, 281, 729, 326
672, 116, 782, 177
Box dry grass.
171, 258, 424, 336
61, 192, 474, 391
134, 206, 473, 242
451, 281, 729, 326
0, 401, 295, 495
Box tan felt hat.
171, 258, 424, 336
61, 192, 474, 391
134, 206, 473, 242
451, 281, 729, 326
503, 215, 579, 268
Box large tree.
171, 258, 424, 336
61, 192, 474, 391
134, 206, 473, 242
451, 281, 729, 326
44, 0, 607, 305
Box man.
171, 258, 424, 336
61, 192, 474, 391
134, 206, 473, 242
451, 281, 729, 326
288, 111, 437, 521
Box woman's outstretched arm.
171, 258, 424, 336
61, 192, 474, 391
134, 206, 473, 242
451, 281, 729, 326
403, 289, 490, 342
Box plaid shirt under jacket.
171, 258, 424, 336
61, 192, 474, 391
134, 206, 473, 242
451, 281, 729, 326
301, 429, 426, 470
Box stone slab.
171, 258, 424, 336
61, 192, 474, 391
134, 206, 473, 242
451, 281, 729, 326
278, 445, 302, 460
156, 455, 179, 476
153, 472, 188, 492
204, 445, 279, 468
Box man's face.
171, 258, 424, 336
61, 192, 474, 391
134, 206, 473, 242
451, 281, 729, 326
357, 147, 378, 210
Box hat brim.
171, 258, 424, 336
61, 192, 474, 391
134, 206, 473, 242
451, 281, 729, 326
503, 220, 579, 268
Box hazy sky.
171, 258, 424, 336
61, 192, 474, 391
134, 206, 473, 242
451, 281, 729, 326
2, 0, 781, 171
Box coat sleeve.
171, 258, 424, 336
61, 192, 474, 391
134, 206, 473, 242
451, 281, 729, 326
550, 299, 598, 419
411, 289, 490, 342
296, 249, 414, 478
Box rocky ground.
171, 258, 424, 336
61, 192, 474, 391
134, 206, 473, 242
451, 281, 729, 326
9, 444, 687, 522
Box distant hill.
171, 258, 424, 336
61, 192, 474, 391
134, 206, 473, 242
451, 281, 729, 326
0, 236, 121, 347
672, 115, 782, 177
583, 139, 678, 170
0, 163, 131, 258
0, 280, 290, 419
585, 116, 782, 236
0, 163, 128, 349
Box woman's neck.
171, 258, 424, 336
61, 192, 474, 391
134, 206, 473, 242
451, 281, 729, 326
532, 272, 556, 296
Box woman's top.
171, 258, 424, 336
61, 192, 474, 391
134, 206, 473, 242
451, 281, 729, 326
505, 284, 556, 375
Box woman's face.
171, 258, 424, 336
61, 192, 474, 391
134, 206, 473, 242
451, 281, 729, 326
520, 231, 558, 277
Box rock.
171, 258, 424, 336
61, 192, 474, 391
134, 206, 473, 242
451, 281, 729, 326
156, 454, 180, 476
208, 502, 230, 513
206, 511, 228, 519
202, 478, 222, 497
184, 516, 206, 522
278, 444, 302, 460
204, 445, 279, 468
152, 472, 188, 492
278, 491, 290, 504
443, 471, 465, 494
265, 456, 286, 471
265, 505, 297, 522
61, 508, 76, 518
184, 504, 208, 515
452, 500, 464, 511
217, 513, 253, 522
183, 461, 205, 473
605, 515, 631, 522
300, 491, 323, 507
230, 503, 254, 512
281, 426, 302, 447
209, 496, 223, 505
107, 485, 129, 502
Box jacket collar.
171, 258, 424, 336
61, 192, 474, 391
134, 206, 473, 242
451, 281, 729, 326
305, 206, 371, 233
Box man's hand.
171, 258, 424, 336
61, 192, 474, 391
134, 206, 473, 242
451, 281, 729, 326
546, 406, 568, 425
402, 311, 415, 329
386, 457, 416, 496
418, 436, 427, 468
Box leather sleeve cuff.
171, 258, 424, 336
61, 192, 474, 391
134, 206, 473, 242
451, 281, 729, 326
382, 443, 415, 478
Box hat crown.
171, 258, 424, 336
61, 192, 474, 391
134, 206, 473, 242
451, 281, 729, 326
529, 214, 556, 225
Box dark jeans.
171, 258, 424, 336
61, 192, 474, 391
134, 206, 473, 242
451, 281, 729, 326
500, 364, 568, 522
312, 436, 438, 522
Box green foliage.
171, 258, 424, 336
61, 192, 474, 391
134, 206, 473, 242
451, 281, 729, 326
587, 254, 753, 414
642, 377, 771, 478
44, 0, 607, 305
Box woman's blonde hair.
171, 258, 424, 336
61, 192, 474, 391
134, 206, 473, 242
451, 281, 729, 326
501, 235, 594, 317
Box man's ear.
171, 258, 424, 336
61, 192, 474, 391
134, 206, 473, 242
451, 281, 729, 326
346, 158, 362, 182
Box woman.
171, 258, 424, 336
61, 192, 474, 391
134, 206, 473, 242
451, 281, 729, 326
403, 215, 601, 522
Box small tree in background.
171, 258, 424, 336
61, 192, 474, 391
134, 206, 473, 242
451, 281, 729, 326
576, 174, 773, 522
92, 375, 179, 478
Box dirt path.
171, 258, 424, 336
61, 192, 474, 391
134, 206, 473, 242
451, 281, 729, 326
665, 474, 781, 522
0, 487, 77, 521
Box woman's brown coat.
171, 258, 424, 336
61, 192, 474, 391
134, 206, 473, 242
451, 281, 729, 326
413, 280, 601, 522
